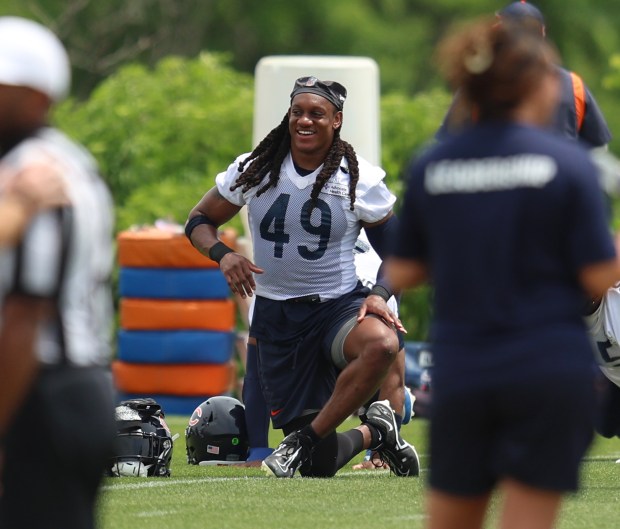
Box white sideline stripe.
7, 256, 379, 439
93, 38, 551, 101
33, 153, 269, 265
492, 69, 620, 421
102, 477, 254, 491
102, 469, 429, 491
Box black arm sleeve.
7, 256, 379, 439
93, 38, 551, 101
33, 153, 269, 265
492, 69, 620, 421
364, 214, 399, 261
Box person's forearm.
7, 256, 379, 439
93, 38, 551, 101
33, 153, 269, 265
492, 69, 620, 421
0, 296, 40, 437
187, 219, 222, 258
385, 257, 429, 291
185, 187, 242, 258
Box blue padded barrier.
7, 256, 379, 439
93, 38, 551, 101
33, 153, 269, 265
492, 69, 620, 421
117, 330, 235, 364
119, 267, 230, 300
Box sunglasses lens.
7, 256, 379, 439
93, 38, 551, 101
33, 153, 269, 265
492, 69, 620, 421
296, 76, 322, 89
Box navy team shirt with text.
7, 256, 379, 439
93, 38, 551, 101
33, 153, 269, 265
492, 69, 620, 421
394, 121, 616, 389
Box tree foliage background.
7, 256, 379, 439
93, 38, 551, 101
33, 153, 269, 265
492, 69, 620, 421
3, 0, 620, 338
3, 0, 619, 107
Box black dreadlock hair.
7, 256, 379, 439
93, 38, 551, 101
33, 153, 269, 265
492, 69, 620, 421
230, 113, 359, 210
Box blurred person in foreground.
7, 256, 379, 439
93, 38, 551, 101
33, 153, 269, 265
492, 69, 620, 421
386, 16, 620, 529
0, 164, 68, 245
0, 16, 116, 529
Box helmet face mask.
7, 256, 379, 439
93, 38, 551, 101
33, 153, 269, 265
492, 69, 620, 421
186, 396, 249, 465
108, 399, 174, 477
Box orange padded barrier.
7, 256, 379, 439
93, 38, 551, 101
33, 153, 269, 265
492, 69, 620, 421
120, 298, 235, 331
112, 360, 235, 396
117, 227, 237, 268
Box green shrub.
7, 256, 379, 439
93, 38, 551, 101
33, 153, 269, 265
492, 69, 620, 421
54, 52, 254, 230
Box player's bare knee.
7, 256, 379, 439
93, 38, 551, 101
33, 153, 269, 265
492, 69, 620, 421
361, 331, 399, 369
339, 316, 398, 368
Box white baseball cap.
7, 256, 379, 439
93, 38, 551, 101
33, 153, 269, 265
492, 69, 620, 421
0, 16, 71, 101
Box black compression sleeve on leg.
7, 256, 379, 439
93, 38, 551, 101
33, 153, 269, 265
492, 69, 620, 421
303, 432, 339, 478
297, 430, 366, 477
335, 430, 365, 470
366, 423, 383, 451
281, 415, 342, 477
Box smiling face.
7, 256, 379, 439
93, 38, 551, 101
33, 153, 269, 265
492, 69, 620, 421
288, 92, 342, 169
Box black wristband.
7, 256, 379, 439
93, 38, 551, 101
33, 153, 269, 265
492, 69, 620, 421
208, 241, 234, 263
369, 284, 391, 302
185, 214, 217, 241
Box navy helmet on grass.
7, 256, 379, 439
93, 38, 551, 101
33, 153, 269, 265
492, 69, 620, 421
108, 398, 174, 477
186, 396, 249, 465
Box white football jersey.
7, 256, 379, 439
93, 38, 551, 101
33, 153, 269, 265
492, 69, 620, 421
217, 152, 395, 300
585, 286, 620, 388
247, 227, 398, 323
0, 128, 114, 367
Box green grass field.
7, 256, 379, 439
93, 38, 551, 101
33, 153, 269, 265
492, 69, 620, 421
97, 416, 620, 529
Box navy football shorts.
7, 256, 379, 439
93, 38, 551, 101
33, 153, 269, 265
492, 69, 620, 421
250, 284, 368, 429
429, 371, 596, 494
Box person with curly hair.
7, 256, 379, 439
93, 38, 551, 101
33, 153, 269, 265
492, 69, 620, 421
186, 76, 419, 478
387, 16, 620, 529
